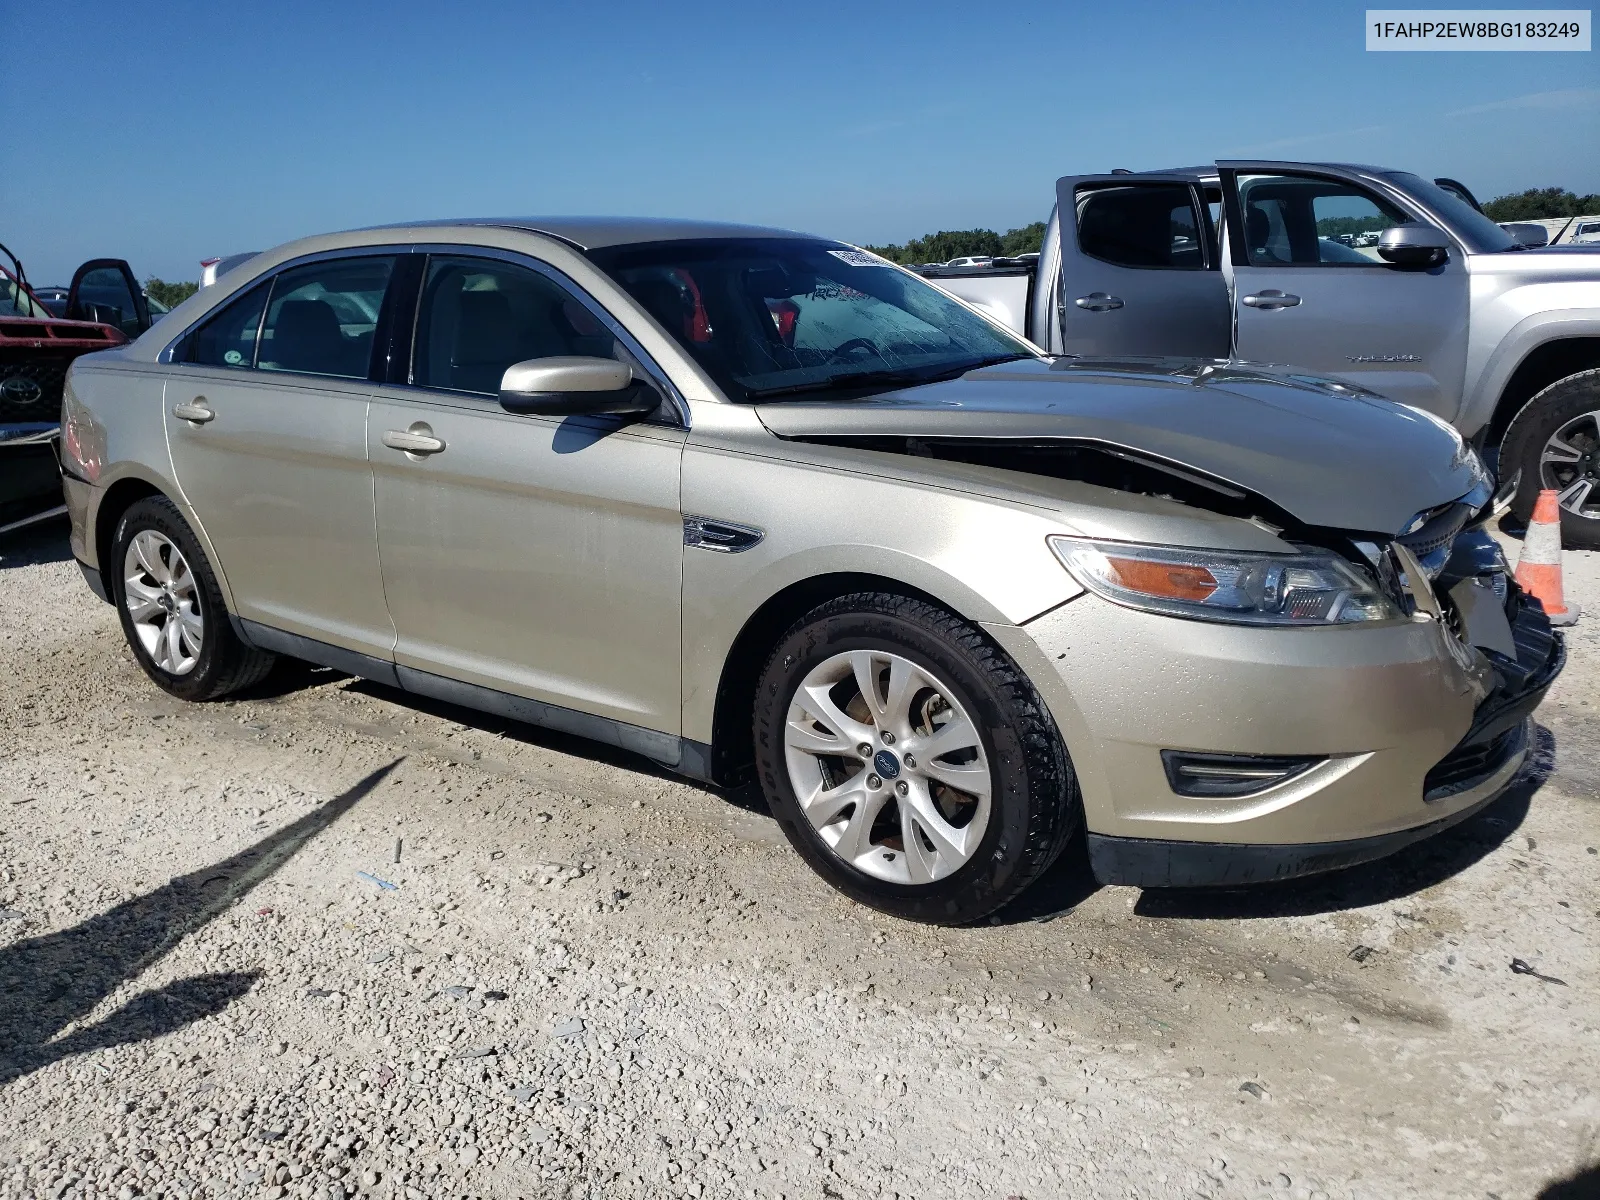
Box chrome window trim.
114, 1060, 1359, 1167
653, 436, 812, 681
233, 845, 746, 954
398, 242, 690, 430
156, 245, 406, 366
156, 241, 688, 427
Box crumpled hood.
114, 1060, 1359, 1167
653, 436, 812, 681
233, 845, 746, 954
755, 356, 1485, 535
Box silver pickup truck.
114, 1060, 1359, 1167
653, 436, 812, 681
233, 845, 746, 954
927, 162, 1600, 546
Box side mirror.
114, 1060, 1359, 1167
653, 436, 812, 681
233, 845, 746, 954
498, 357, 659, 417
1500, 223, 1550, 248
1376, 224, 1450, 269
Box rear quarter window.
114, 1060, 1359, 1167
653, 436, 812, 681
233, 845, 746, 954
184, 282, 270, 369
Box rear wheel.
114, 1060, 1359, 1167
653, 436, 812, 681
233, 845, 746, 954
1502, 369, 1600, 549
753, 593, 1082, 925
110, 496, 275, 701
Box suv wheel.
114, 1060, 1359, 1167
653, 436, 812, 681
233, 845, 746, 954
1502, 369, 1600, 549
111, 496, 275, 701
753, 593, 1082, 925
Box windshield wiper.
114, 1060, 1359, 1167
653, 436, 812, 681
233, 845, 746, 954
746, 354, 1032, 400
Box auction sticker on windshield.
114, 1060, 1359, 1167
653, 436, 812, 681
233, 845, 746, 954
827, 250, 893, 267
1367, 9, 1590, 49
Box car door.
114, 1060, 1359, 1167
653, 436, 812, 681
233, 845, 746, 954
66, 259, 151, 338
1051, 174, 1231, 357
1219, 162, 1469, 417
162, 253, 399, 659
367, 248, 687, 735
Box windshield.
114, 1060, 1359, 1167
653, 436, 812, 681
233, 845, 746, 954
0, 270, 49, 319
1383, 172, 1520, 253
586, 237, 1036, 402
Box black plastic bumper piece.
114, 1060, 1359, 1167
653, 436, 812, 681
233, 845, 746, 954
1087, 774, 1512, 888
76, 558, 110, 604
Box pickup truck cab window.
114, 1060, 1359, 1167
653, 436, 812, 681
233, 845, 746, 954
1, 271, 49, 319
1076, 183, 1207, 270
1236, 174, 1409, 266
257, 256, 395, 379
588, 237, 1033, 402
412, 255, 623, 394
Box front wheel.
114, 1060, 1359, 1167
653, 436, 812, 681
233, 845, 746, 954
753, 593, 1082, 925
1501, 369, 1600, 549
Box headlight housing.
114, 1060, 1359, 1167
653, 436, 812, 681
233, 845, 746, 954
1049, 537, 1402, 626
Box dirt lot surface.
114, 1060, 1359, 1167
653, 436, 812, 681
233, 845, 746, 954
1, 522, 1597, 1200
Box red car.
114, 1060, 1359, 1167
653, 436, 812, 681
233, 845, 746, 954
1, 243, 148, 532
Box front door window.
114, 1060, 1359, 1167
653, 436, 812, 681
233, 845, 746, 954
1236, 175, 1409, 265
412, 255, 622, 395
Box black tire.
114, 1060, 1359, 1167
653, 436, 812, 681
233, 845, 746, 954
752, 592, 1083, 925
1501, 368, 1600, 549
110, 495, 276, 701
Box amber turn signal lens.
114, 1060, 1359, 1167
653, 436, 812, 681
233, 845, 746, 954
1103, 556, 1219, 602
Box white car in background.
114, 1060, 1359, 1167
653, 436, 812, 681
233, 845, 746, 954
1571, 220, 1600, 246
199, 253, 261, 289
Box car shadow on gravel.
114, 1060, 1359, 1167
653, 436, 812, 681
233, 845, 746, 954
0, 519, 72, 570
0, 759, 400, 1089
1541, 1162, 1600, 1198
1129, 725, 1554, 922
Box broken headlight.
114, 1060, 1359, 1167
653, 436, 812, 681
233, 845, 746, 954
1048, 537, 1403, 626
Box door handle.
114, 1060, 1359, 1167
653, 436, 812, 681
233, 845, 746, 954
1241, 290, 1302, 309
171, 399, 214, 424
381, 425, 446, 455
1074, 292, 1125, 312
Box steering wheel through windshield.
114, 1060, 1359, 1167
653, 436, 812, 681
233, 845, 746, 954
827, 337, 883, 364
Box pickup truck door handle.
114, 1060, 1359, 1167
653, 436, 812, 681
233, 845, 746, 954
1241, 290, 1302, 310
1074, 292, 1125, 312
381, 426, 446, 455
171, 399, 215, 424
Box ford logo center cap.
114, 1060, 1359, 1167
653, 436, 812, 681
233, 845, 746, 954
873, 750, 901, 779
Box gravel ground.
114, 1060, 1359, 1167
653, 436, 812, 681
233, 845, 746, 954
1, 520, 1597, 1200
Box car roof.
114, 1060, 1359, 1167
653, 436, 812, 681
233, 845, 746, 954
361, 216, 824, 251
1071, 162, 1400, 184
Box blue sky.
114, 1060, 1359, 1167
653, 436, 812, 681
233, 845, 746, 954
3, 0, 1597, 283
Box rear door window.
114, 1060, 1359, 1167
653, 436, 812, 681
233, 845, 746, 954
258, 257, 395, 379
1076, 184, 1207, 270
412, 255, 620, 395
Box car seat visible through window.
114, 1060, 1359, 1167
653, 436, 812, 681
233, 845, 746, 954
269, 299, 348, 375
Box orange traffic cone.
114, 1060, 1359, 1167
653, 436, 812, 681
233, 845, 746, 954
1515, 489, 1579, 626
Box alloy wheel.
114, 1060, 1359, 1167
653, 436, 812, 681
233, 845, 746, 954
782, 649, 992, 885
1540, 410, 1600, 518
123, 529, 204, 675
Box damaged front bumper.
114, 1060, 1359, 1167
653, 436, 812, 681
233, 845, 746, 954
1087, 590, 1561, 888
985, 529, 1564, 889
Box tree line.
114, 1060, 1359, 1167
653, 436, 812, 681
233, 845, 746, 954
864, 188, 1600, 263
864, 223, 1046, 265
144, 278, 200, 308
1481, 188, 1600, 222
